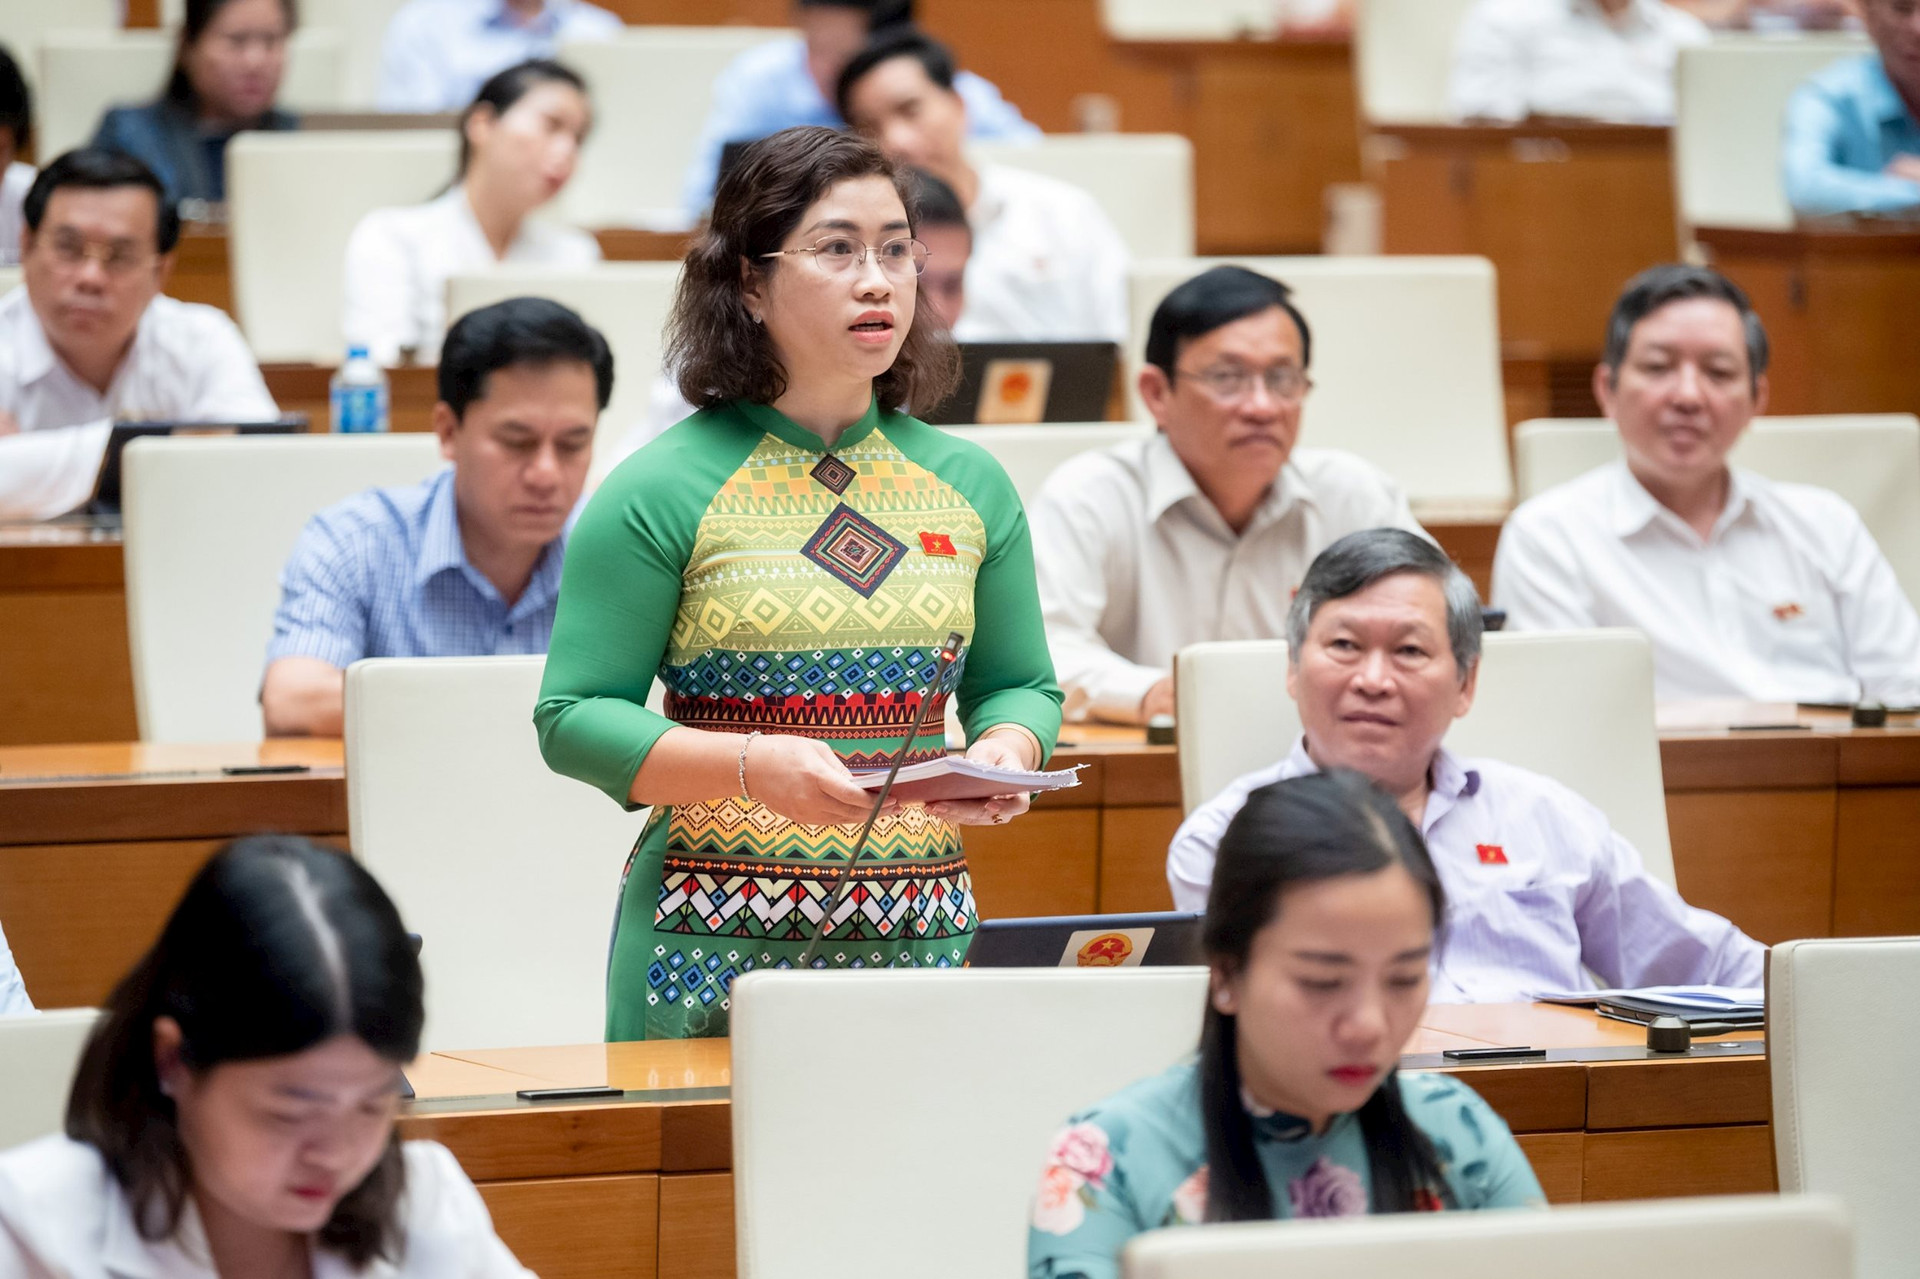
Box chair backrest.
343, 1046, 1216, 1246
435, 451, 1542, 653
1175, 629, 1674, 885
298, 0, 411, 107
730, 967, 1208, 1279
0, 0, 117, 96
937, 422, 1155, 505
1770, 936, 1920, 1279
345, 656, 648, 1051
1512, 414, 1920, 608
556, 28, 790, 228
0, 1009, 103, 1150
445, 262, 682, 483
1122, 1194, 1851, 1279
1673, 34, 1871, 234
1098, 0, 1280, 39
121, 433, 445, 742
0, 265, 18, 295
1353, 0, 1480, 124
227, 130, 458, 363
37, 29, 347, 159
1127, 256, 1508, 502
971, 135, 1196, 259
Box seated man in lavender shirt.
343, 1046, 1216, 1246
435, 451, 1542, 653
1167, 528, 1762, 1003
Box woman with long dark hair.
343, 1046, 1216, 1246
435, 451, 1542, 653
91, 0, 299, 205
536, 124, 1062, 1041
0, 835, 532, 1277
343, 58, 599, 366
1028, 771, 1543, 1277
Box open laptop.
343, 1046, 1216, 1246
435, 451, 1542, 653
965, 911, 1204, 968
87, 417, 306, 514
921, 341, 1119, 426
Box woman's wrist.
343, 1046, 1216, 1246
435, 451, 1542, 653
977, 724, 1043, 772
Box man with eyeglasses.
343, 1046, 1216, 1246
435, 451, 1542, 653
1027, 265, 1426, 725
1494, 264, 1920, 704
0, 148, 275, 520
837, 26, 1129, 343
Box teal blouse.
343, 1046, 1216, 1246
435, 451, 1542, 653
1028, 1060, 1546, 1279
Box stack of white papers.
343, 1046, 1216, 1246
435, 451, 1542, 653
1533, 985, 1764, 1011
852, 757, 1084, 803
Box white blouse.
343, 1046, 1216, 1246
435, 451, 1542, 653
342, 185, 601, 367
0, 1135, 534, 1278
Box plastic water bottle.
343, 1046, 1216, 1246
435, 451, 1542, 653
330, 346, 390, 433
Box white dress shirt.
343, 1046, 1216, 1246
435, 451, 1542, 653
0, 1136, 534, 1278
1027, 433, 1424, 722
0, 162, 34, 266
342, 186, 601, 367
1169, 739, 1764, 1002
376, 0, 622, 113
959, 163, 1131, 345
1494, 461, 1920, 705
0, 287, 278, 520
1449, 0, 1711, 124
0, 916, 29, 1014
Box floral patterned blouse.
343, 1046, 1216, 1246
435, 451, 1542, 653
1028, 1059, 1546, 1279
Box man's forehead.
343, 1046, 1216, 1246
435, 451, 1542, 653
1177, 305, 1303, 365
1312, 574, 1448, 628
1629, 297, 1748, 356
43, 186, 159, 240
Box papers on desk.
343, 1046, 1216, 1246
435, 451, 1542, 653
1535, 985, 1763, 1010
852, 756, 1085, 803
1654, 700, 1803, 732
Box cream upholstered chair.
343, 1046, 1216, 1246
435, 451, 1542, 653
227, 130, 457, 363
36, 30, 347, 159
1674, 34, 1871, 236
1353, 0, 1480, 125
937, 422, 1154, 505
0, 0, 116, 96
121, 433, 445, 742
1122, 1194, 1851, 1279
1174, 629, 1675, 885
971, 135, 1196, 259
445, 263, 681, 482
344, 656, 650, 1052
0, 266, 19, 295
1771, 936, 1920, 1279
730, 968, 1207, 1279
0, 1009, 103, 1149
1098, 0, 1349, 39
1512, 414, 1920, 609
556, 27, 790, 229
1125, 257, 1508, 502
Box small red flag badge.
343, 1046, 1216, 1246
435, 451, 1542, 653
919, 532, 956, 556
1475, 843, 1508, 866
1773, 602, 1804, 622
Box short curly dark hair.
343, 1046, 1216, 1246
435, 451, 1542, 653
666, 125, 959, 415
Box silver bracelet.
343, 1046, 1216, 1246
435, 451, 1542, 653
737, 731, 762, 801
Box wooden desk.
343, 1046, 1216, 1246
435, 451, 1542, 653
0, 523, 136, 745
1372, 122, 1677, 415
0, 739, 346, 1006
397, 1003, 1770, 1279
1112, 38, 1363, 254
1695, 222, 1920, 417
9, 711, 1920, 1006
259, 363, 442, 433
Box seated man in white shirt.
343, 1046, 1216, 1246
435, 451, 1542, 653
1170, 527, 1764, 1002
261, 297, 608, 736
1450, 0, 1711, 124
1026, 266, 1423, 724
0, 148, 277, 520
837, 26, 1131, 343
1493, 264, 1920, 704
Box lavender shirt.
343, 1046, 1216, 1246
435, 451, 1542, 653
1167, 739, 1764, 1002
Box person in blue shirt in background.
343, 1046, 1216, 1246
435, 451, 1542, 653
90, 0, 298, 207
261, 297, 611, 737
1781, 0, 1920, 216
378, 0, 622, 113
680, 0, 1037, 223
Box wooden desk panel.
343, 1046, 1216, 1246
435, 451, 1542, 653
1664, 788, 1837, 945
1834, 787, 1920, 937
0, 532, 136, 745
1375, 123, 1676, 373
1697, 224, 1920, 417
659, 1173, 737, 1279
478, 1174, 659, 1279
1582, 1126, 1775, 1201
260, 364, 441, 434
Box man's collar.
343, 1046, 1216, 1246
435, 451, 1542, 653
414, 468, 472, 588
1143, 432, 1301, 527
483, 0, 561, 32
13, 293, 59, 388
1863, 55, 1918, 126
1608, 460, 1750, 541
1288, 735, 1481, 802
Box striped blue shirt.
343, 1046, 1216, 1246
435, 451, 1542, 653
1782, 53, 1920, 217
267, 468, 566, 669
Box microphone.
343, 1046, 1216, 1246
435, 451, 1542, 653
798, 629, 965, 969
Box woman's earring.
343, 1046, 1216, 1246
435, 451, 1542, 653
750, 312, 764, 325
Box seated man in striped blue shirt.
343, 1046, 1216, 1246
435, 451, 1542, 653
261, 296, 612, 736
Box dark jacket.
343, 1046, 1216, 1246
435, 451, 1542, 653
90, 98, 299, 204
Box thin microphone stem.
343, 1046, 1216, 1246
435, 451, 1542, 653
797, 631, 963, 969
